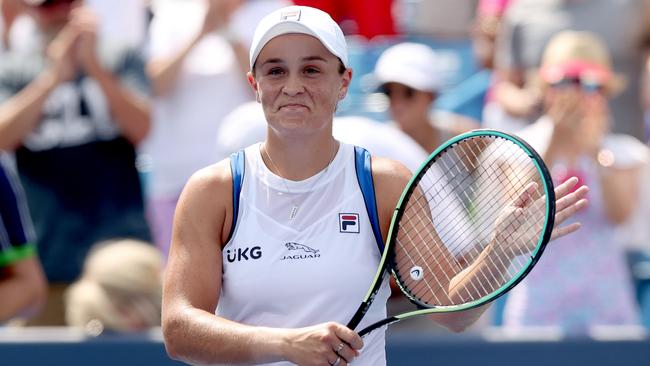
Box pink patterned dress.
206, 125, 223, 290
503, 118, 642, 334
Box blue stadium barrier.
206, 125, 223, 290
2, 327, 649, 366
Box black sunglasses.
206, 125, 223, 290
380, 85, 416, 99
549, 77, 605, 94
33, 0, 75, 8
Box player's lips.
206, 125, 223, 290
278, 103, 309, 111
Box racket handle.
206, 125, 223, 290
346, 302, 369, 330
358, 317, 399, 337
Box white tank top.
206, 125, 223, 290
216, 142, 391, 366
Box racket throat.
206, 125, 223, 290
346, 302, 371, 331
358, 316, 399, 337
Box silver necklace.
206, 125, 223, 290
261, 142, 338, 220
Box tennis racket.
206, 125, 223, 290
347, 129, 555, 336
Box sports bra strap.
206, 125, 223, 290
227, 150, 245, 243
354, 146, 384, 254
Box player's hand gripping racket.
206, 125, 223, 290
347, 129, 558, 336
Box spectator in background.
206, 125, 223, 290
393, 0, 476, 39
143, 0, 277, 261
502, 31, 645, 334
83, 0, 147, 48
440, 0, 513, 125
1, 0, 24, 50
214, 100, 429, 172
374, 42, 478, 153
2, 0, 147, 53
472, 0, 510, 71
493, 0, 650, 140
0, 0, 151, 325
65, 239, 162, 333
0, 153, 47, 323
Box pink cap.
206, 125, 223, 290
477, 0, 511, 16
540, 60, 613, 84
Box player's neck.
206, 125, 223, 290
262, 135, 339, 181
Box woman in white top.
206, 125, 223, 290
162, 6, 588, 366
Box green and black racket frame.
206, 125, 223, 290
346, 129, 556, 336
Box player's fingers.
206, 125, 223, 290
511, 182, 537, 208
334, 325, 363, 351
555, 198, 588, 227
328, 356, 348, 366
327, 352, 349, 366
327, 354, 339, 366
551, 222, 582, 241
555, 185, 589, 212
553, 176, 579, 199
331, 341, 356, 364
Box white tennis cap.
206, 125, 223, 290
374, 43, 442, 92
249, 6, 349, 70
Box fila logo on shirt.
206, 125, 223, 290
339, 213, 360, 233
226, 246, 262, 263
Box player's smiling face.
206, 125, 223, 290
249, 33, 351, 137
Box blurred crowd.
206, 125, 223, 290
1, 0, 650, 338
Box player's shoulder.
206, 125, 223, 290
369, 156, 413, 229
181, 158, 233, 203
370, 156, 412, 201
371, 156, 412, 181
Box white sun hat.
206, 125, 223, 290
374, 42, 442, 92
249, 5, 349, 70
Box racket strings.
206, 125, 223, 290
396, 155, 501, 303
396, 220, 452, 304
442, 148, 545, 298
396, 139, 504, 304
413, 139, 536, 264
392, 136, 548, 306
435, 138, 544, 260
421, 141, 532, 256
396, 215, 472, 305
399, 175, 533, 305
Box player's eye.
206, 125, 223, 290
267, 67, 284, 76
304, 67, 320, 75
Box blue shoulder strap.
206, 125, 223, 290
227, 150, 245, 243
354, 146, 384, 254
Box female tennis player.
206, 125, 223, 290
161, 6, 589, 366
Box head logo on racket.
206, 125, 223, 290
409, 266, 424, 281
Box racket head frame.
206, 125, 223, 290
347, 129, 556, 333
390, 129, 555, 312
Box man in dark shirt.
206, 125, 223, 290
0, 0, 151, 324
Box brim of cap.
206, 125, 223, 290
249, 22, 347, 70
375, 68, 437, 92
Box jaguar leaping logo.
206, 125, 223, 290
285, 242, 319, 254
